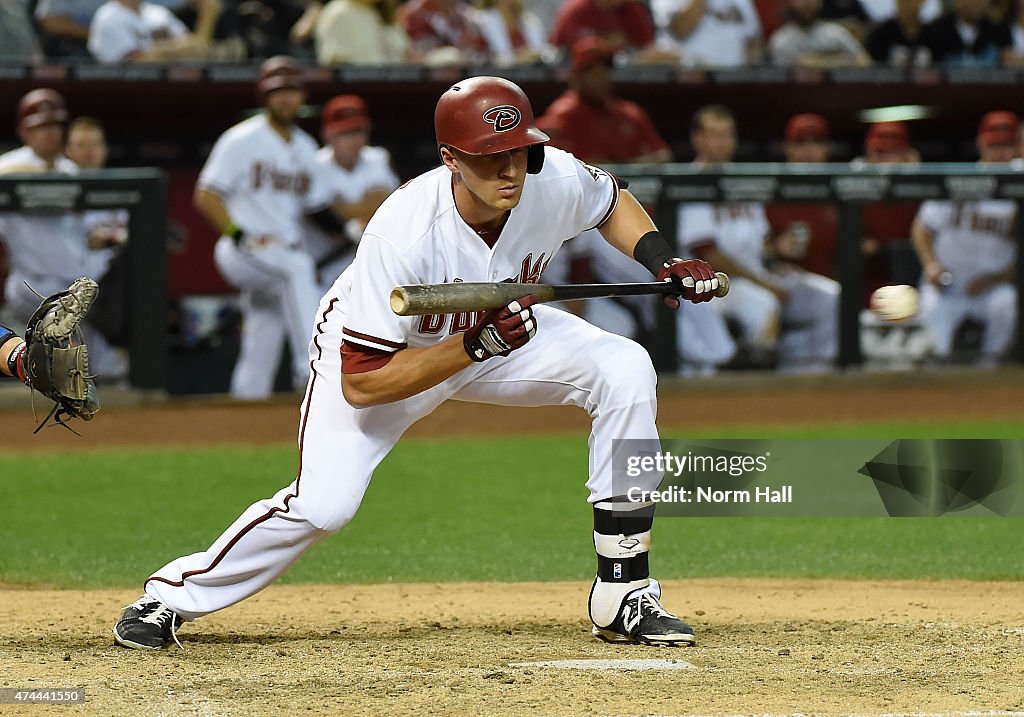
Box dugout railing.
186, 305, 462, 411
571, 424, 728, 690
1, 165, 1021, 390
605, 162, 1024, 371
0, 169, 167, 389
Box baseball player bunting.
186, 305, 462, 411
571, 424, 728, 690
114, 77, 722, 651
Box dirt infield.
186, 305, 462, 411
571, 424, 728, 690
1, 580, 1022, 716
2, 374, 1023, 715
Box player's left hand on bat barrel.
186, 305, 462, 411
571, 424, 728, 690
657, 258, 719, 308
463, 295, 538, 362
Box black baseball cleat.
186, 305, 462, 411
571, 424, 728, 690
113, 595, 184, 650
592, 579, 697, 647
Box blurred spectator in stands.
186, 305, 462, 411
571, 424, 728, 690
860, 0, 940, 26
1001, 0, 1024, 63
911, 111, 1019, 367
537, 38, 672, 163
538, 37, 670, 343
288, 0, 321, 52
678, 104, 840, 374
766, 113, 838, 279
819, 0, 870, 42
88, 0, 228, 62
649, 0, 764, 67
768, 0, 871, 66
865, 0, 932, 64
397, 0, 488, 64
0, 0, 41, 61
34, 0, 104, 57
549, 0, 656, 55
471, 0, 551, 64
920, 0, 1012, 66
236, 0, 309, 57
853, 121, 923, 303
315, 0, 411, 63
305, 94, 400, 294
0, 93, 127, 380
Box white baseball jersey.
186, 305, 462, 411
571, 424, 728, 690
199, 114, 334, 246
200, 114, 332, 400
651, 0, 762, 67
88, 0, 188, 64
336, 147, 619, 355
0, 147, 101, 294
303, 145, 400, 264
677, 201, 770, 277
915, 200, 1017, 288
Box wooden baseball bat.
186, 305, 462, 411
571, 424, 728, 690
390, 272, 729, 316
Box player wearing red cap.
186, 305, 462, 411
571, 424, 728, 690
303, 95, 401, 295
911, 111, 1020, 366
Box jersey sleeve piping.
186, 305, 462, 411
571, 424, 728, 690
588, 173, 621, 231
342, 328, 408, 352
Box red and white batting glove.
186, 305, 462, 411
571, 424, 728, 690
463, 295, 539, 362
657, 258, 719, 308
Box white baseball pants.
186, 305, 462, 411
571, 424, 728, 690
213, 238, 322, 400
145, 304, 660, 619
919, 281, 1017, 361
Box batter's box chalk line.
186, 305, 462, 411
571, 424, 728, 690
617, 712, 1024, 717
508, 658, 695, 671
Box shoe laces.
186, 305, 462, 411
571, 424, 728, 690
628, 589, 679, 627
125, 597, 185, 651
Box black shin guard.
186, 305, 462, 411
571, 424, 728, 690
593, 501, 654, 583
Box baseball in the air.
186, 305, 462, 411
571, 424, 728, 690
869, 284, 919, 322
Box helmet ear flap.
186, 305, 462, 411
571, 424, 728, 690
527, 144, 545, 174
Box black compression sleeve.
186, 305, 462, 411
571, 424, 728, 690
632, 230, 676, 276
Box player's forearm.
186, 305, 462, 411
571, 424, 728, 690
333, 188, 391, 221
598, 190, 657, 262
192, 0, 222, 41
669, 0, 705, 39
40, 15, 91, 40
194, 188, 235, 235
910, 220, 938, 267
0, 330, 25, 379
341, 337, 473, 407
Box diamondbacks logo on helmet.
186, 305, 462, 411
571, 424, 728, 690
482, 105, 521, 133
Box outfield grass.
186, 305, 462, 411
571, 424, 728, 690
1, 421, 1022, 588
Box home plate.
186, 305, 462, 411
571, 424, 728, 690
509, 658, 695, 671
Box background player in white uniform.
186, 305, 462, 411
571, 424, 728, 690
0, 90, 126, 379
911, 111, 1019, 367
195, 56, 350, 401
678, 105, 839, 373
304, 94, 401, 295
113, 76, 724, 651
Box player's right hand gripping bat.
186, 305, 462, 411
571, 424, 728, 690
390, 272, 729, 316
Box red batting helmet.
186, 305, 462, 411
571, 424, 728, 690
17, 89, 69, 130
434, 76, 549, 173
256, 56, 304, 99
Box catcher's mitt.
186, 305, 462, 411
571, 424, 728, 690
22, 277, 101, 430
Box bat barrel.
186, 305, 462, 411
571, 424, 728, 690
390, 272, 729, 316
390, 283, 555, 316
